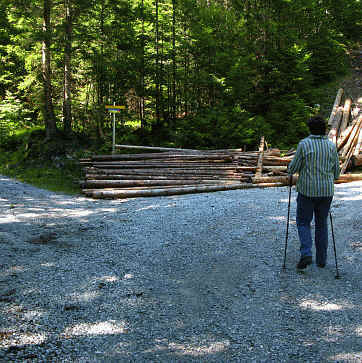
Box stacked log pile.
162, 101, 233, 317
79, 145, 296, 198
327, 88, 362, 173
79, 140, 362, 199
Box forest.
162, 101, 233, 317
0, 0, 361, 156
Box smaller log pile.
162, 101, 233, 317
79, 144, 296, 199
79, 139, 362, 199
327, 88, 362, 173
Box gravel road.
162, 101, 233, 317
0, 175, 361, 362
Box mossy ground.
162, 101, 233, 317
0, 127, 93, 195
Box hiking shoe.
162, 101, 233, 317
317, 263, 326, 268
297, 256, 312, 269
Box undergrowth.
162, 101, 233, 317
0, 127, 91, 195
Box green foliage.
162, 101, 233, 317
0, 92, 36, 143
0, 0, 359, 156
307, 35, 349, 84
266, 94, 310, 148
173, 106, 272, 150
0, 127, 88, 194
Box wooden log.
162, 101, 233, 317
337, 123, 355, 151
236, 165, 288, 172
85, 174, 243, 181
351, 155, 362, 167
340, 117, 362, 159
83, 182, 265, 199
253, 174, 362, 185
339, 98, 352, 134
327, 106, 343, 145
328, 88, 344, 126
340, 131, 360, 174
252, 176, 291, 185
84, 168, 239, 176
237, 155, 293, 166
92, 153, 234, 162
263, 156, 292, 166
264, 166, 288, 172
265, 148, 281, 157
81, 179, 239, 188
335, 173, 362, 183
114, 144, 200, 153
353, 124, 362, 157
85, 174, 244, 182
83, 184, 218, 192
91, 161, 237, 168
255, 136, 265, 178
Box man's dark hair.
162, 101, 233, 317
308, 116, 326, 135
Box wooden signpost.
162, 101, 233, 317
105, 104, 125, 153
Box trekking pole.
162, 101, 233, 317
282, 176, 292, 270
329, 211, 340, 279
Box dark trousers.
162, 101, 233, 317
296, 193, 333, 264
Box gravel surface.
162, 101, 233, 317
0, 175, 361, 362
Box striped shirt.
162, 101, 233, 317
287, 135, 340, 197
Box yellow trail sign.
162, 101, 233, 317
105, 105, 125, 112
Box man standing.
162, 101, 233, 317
288, 116, 341, 269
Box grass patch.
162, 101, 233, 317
0, 154, 82, 195
0, 127, 85, 195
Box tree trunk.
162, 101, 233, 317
63, 0, 72, 135
171, 0, 176, 125
97, 0, 106, 140
42, 0, 57, 139
140, 0, 145, 128
155, 0, 160, 124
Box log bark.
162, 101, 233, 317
337, 123, 355, 151
255, 136, 265, 178
92, 153, 234, 162
115, 144, 200, 153
328, 88, 344, 126
263, 156, 292, 166
87, 168, 239, 175
237, 155, 291, 164
83, 182, 264, 199
351, 155, 362, 167
339, 98, 352, 134
340, 117, 362, 159
81, 179, 237, 188
85, 174, 243, 181
353, 124, 362, 157
335, 173, 362, 183
235, 165, 287, 172
253, 174, 362, 185
85, 174, 242, 181
252, 176, 293, 185
328, 106, 343, 145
